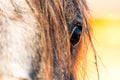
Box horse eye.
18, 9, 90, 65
70, 23, 82, 46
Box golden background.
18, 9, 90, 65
87, 0, 120, 80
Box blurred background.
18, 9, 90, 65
86, 0, 120, 80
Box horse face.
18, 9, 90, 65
0, 0, 89, 80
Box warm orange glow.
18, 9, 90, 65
85, 0, 120, 80
92, 18, 120, 44
90, 17, 120, 80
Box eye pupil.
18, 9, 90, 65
70, 24, 82, 46
74, 28, 81, 35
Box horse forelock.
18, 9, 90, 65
0, 0, 95, 80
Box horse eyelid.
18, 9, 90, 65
75, 22, 82, 30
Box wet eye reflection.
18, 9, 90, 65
70, 23, 82, 47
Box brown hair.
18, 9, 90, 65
0, 0, 98, 80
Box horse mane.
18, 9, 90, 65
0, 0, 98, 80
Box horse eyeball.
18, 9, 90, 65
70, 23, 82, 47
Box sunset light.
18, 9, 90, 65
92, 18, 120, 80
87, 0, 120, 80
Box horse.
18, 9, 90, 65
0, 0, 98, 80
